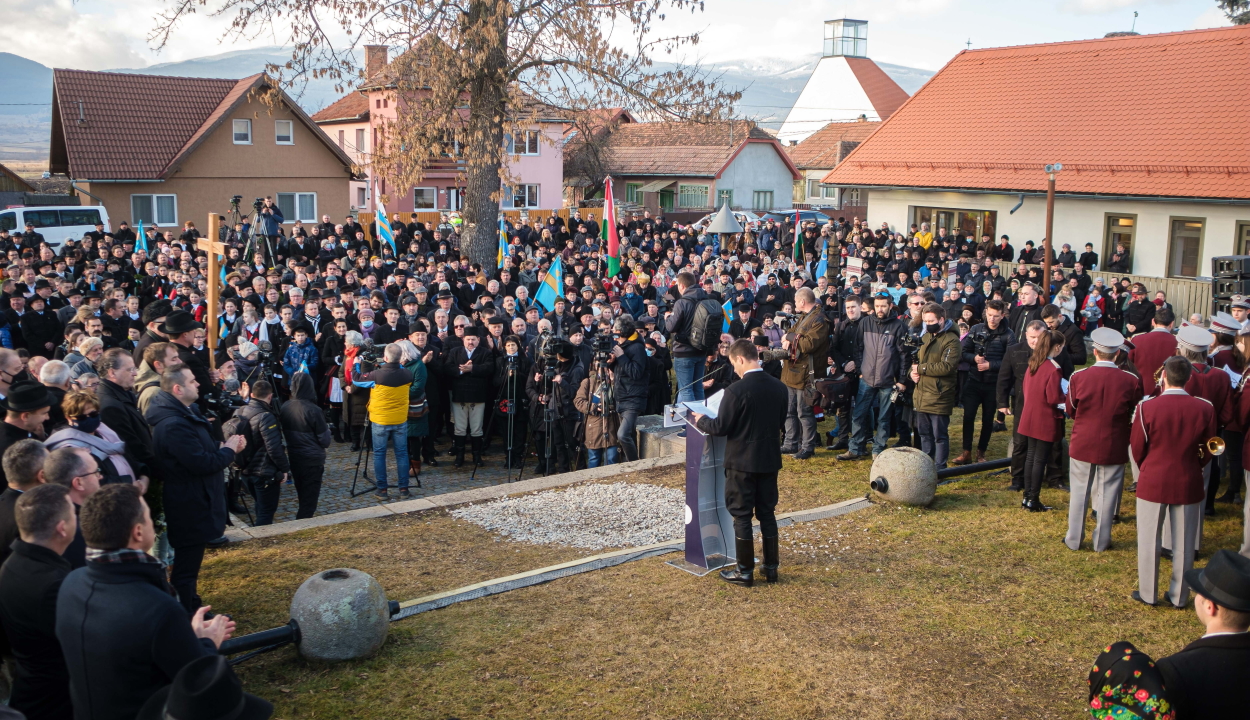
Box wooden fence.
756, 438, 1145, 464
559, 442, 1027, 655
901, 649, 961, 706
996, 260, 1213, 322
356, 208, 571, 228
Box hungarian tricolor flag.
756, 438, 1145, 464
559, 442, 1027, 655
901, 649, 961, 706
603, 176, 621, 278
792, 209, 803, 263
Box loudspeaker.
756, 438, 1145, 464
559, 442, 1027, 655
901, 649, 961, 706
1212, 256, 1250, 277
1213, 277, 1250, 298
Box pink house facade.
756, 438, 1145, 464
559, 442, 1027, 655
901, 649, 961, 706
313, 45, 568, 214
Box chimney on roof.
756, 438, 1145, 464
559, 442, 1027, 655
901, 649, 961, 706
365, 45, 388, 79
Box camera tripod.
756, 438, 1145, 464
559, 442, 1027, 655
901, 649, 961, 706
471, 355, 525, 484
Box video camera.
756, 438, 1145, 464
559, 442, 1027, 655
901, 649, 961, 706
774, 311, 797, 331
357, 338, 385, 373
969, 329, 990, 358
203, 378, 247, 420
591, 332, 614, 361
254, 197, 266, 212
898, 330, 923, 364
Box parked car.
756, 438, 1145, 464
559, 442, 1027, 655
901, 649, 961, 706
759, 210, 831, 225
0, 206, 110, 249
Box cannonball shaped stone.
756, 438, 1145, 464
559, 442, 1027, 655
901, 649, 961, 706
290, 568, 390, 661
868, 447, 938, 506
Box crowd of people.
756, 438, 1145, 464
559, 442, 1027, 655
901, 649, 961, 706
0, 195, 1243, 717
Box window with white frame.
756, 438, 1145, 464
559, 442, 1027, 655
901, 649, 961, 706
414, 188, 437, 210
751, 190, 774, 211
276, 193, 317, 223
131, 194, 177, 226
232, 119, 252, 144
678, 184, 709, 208
355, 128, 367, 153
512, 184, 540, 208
275, 120, 294, 144
807, 179, 821, 199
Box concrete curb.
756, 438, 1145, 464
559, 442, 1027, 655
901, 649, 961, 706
223, 453, 688, 542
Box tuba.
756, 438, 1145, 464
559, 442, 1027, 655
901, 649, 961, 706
1204, 436, 1226, 458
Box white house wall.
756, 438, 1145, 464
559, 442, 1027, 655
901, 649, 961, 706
778, 57, 880, 145
866, 189, 1250, 278
717, 142, 795, 211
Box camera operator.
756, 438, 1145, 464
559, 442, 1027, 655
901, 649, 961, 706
838, 292, 908, 461
494, 335, 531, 467
951, 299, 1015, 465
229, 380, 290, 526
257, 196, 284, 261
607, 315, 650, 462
525, 338, 585, 474
776, 287, 829, 460
826, 295, 865, 451
575, 363, 621, 467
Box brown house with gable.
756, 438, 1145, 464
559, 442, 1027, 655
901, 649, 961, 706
49, 69, 358, 235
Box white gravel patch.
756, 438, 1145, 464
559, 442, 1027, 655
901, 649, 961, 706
449, 482, 685, 550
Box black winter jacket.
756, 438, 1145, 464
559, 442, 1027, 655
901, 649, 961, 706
97, 379, 154, 479
146, 391, 236, 548
279, 373, 331, 464
960, 322, 1015, 383
235, 398, 291, 476
665, 286, 710, 358
611, 336, 650, 411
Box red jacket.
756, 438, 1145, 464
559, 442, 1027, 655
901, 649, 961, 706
1213, 352, 1247, 432
1130, 390, 1216, 505
1066, 362, 1142, 465
1184, 363, 1233, 428
1127, 329, 1176, 398
1018, 359, 1065, 442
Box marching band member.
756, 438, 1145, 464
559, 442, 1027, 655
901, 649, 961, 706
1128, 307, 1176, 398
1017, 329, 1066, 512
1064, 328, 1141, 551
1131, 357, 1216, 608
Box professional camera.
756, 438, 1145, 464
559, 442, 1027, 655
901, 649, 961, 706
969, 329, 990, 358
899, 330, 923, 364
537, 331, 557, 363
774, 311, 796, 331
254, 198, 266, 212
591, 332, 614, 360
357, 339, 385, 373
203, 378, 247, 420
230, 195, 243, 207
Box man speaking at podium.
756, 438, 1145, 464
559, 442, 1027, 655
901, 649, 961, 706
690, 338, 789, 587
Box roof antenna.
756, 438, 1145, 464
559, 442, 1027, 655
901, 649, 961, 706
1131, 11, 1138, 33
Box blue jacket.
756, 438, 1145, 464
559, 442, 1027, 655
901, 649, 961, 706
258, 204, 284, 236
283, 338, 319, 378
145, 391, 236, 547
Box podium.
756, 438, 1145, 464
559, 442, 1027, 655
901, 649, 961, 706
666, 417, 737, 576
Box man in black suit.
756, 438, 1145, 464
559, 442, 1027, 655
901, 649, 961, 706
1156, 550, 1250, 718
0, 440, 49, 568
0, 484, 76, 720
690, 338, 789, 588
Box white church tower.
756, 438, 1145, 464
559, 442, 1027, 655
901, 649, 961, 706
777, 19, 911, 145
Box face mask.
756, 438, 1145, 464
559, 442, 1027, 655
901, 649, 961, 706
74, 414, 102, 434
646, 348, 655, 357
362, 320, 373, 328
926, 323, 942, 335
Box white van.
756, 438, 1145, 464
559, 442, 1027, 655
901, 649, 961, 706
0, 206, 111, 250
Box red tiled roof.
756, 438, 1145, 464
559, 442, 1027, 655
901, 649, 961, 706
50, 69, 357, 180
787, 120, 881, 169
311, 91, 370, 124
823, 25, 1250, 199
605, 121, 798, 178
845, 58, 910, 121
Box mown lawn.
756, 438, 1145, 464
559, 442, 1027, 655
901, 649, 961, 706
199, 411, 1244, 719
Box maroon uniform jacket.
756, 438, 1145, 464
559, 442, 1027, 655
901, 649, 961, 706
1066, 361, 1142, 466
1210, 347, 1244, 374
1127, 329, 1176, 398
1184, 363, 1233, 428
1130, 390, 1216, 506
1018, 359, 1065, 442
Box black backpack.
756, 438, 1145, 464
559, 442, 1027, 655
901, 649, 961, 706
221, 411, 260, 469
684, 297, 725, 354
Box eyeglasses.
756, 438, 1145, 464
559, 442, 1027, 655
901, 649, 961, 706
79, 469, 103, 481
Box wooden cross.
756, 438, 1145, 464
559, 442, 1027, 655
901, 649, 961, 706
196, 214, 227, 369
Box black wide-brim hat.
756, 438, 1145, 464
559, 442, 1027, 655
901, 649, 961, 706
136, 655, 272, 720
159, 310, 203, 335
1185, 549, 1250, 612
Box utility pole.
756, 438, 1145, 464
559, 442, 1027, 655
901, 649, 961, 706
1043, 163, 1063, 298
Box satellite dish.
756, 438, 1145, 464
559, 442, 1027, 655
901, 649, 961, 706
705, 201, 744, 234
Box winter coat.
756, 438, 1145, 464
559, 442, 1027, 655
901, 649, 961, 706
855, 314, 909, 389
960, 322, 1015, 384
283, 337, 319, 378
257, 204, 285, 236
574, 377, 620, 449
18, 311, 60, 358
96, 379, 155, 480
444, 346, 496, 404
234, 398, 291, 477
780, 307, 830, 391
45, 426, 137, 485
526, 357, 585, 423
339, 346, 372, 427
145, 391, 236, 548
665, 286, 710, 358
279, 372, 332, 463
911, 321, 961, 415
611, 336, 650, 412
403, 359, 430, 438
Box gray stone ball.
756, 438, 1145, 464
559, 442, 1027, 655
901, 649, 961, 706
868, 447, 938, 506
290, 568, 390, 661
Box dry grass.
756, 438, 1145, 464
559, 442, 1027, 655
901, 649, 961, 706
200, 413, 1242, 719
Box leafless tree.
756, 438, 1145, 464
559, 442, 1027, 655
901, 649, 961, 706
153, 0, 739, 267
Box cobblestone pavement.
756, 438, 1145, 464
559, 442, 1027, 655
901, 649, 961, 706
237, 437, 559, 526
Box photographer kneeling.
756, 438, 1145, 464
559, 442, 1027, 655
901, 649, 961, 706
608, 315, 650, 462
230, 380, 291, 526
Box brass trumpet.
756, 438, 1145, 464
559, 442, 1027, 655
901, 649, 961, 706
1204, 437, 1227, 458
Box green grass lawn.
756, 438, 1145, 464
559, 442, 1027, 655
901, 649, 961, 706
200, 409, 1245, 719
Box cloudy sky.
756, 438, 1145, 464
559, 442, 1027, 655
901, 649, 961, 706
4, 0, 1235, 71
